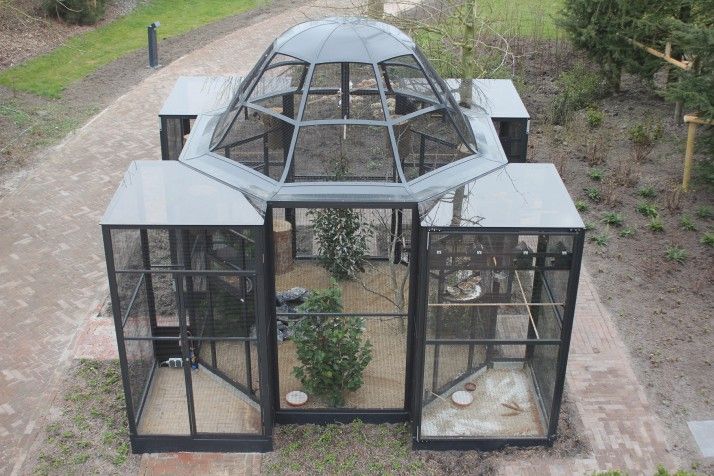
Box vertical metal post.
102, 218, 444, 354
147, 22, 160, 68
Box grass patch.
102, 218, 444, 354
702, 232, 714, 247
31, 360, 135, 475
618, 227, 635, 238
649, 217, 665, 233
679, 215, 697, 231
637, 202, 659, 218
473, 0, 563, 39
601, 212, 623, 227
588, 168, 604, 181
637, 186, 657, 199
584, 187, 601, 202
263, 421, 494, 475
665, 245, 688, 264
589, 233, 609, 247
696, 205, 714, 220
0, 0, 263, 97
575, 199, 589, 212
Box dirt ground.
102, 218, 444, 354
515, 39, 714, 472
0, 0, 308, 197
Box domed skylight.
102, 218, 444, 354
209, 17, 479, 185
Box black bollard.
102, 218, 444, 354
147, 21, 160, 68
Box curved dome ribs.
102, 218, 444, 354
207, 17, 482, 187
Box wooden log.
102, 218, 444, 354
273, 219, 294, 274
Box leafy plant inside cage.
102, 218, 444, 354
309, 208, 371, 280
292, 284, 373, 407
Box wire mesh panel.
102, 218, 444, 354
215, 107, 293, 181
303, 63, 383, 121
273, 208, 411, 410
419, 231, 575, 439
108, 226, 265, 440
291, 125, 396, 182
396, 111, 473, 180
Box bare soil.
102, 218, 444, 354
517, 39, 714, 473
0, 0, 307, 197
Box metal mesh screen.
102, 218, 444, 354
397, 110, 472, 180
291, 125, 396, 182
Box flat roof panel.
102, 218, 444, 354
471, 79, 530, 120
421, 163, 584, 229
160, 76, 241, 117
101, 161, 263, 226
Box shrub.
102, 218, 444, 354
619, 227, 635, 238
636, 202, 659, 218
602, 212, 623, 227
292, 284, 372, 407
588, 168, 604, 181
702, 232, 714, 247
679, 215, 697, 231
665, 245, 688, 264
575, 199, 589, 212
637, 186, 657, 199
309, 208, 370, 280
649, 217, 664, 232
629, 121, 662, 163
586, 107, 604, 127
43, 0, 105, 25
696, 205, 714, 219
589, 233, 609, 247
585, 187, 602, 202
549, 65, 605, 124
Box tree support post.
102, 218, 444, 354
682, 114, 714, 191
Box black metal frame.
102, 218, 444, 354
266, 203, 420, 425
410, 226, 584, 450
102, 224, 273, 454
103, 215, 583, 454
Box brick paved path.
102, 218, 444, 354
498, 270, 677, 475
0, 3, 342, 473
0, 3, 677, 475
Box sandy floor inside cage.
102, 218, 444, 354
137, 367, 261, 435
420, 367, 546, 438
275, 260, 409, 409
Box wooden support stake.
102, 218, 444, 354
514, 271, 539, 340
682, 114, 714, 191
625, 37, 693, 71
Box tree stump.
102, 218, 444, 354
273, 219, 293, 274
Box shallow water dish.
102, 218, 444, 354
451, 390, 474, 407
286, 390, 308, 406
464, 382, 477, 392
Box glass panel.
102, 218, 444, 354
379, 55, 440, 115
531, 344, 560, 423
122, 274, 151, 338
247, 54, 306, 101
291, 125, 396, 182
190, 339, 262, 434
302, 63, 383, 121
213, 107, 293, 181
396, 110, 472, 180
274, 208, 410, 410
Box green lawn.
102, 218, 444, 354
0, 0, 263, 98
476, 0, 564, 39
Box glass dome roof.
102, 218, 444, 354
180, 17, 507, 207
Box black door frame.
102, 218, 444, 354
264, 203, 421, 425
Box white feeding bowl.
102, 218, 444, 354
286, 390, 308, 407
451, 390, 474, 407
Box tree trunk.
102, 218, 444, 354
458, 0, 476, 107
